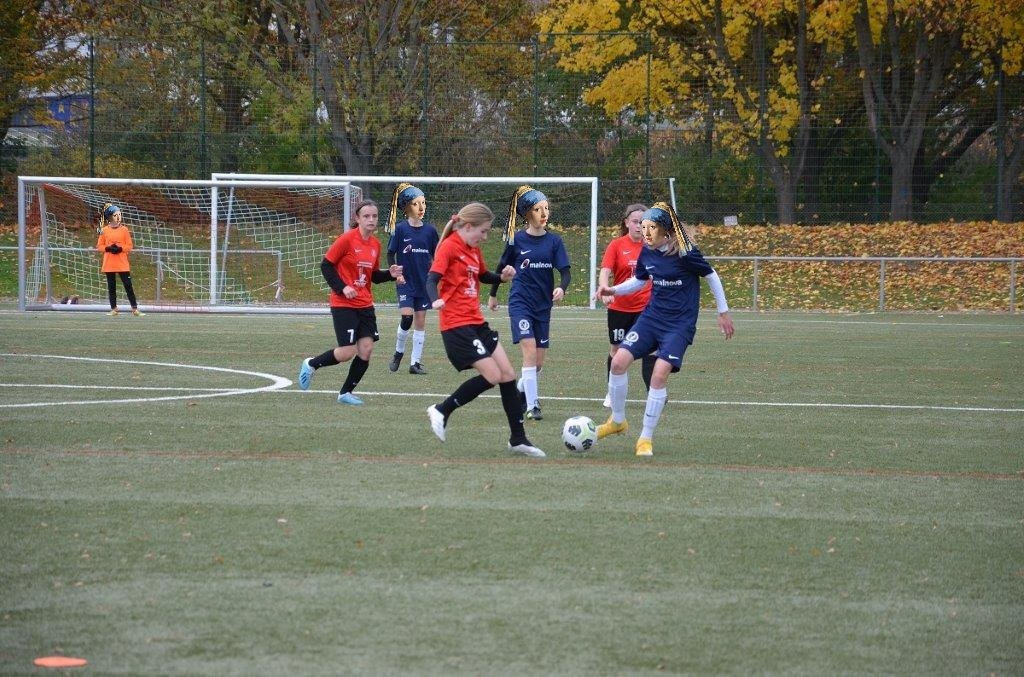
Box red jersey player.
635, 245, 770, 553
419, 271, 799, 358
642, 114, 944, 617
297, 200, 404, 405
423, 202, 545, 458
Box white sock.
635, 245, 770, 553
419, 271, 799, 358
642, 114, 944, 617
521, 366, 538, 409
641, 387, 667, 439
395, 327, 409, 354
410, 330, 426, 364
609, 372, 628, 423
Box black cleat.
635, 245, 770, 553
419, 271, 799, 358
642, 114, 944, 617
409, 362, 427, 375
388, 352, 403, 373
526, 406, 543, 421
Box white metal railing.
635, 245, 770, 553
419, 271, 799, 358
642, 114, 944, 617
3, 247, 1019, 312
707, 255, 1020, 312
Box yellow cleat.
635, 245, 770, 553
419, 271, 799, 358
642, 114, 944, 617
107, 309, 120, 316
131, 308, 145, 316
596, 416, 628, 440
635, 437, 653, 457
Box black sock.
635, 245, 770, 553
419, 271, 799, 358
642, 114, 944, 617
641, 354, 656, 391
310, 349, 340, 370
499, 380, 527, 443
606, 354, 612, 379
438, 374, 493, 418
340, 356, 369, 394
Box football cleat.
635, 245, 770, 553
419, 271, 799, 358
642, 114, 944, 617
526, 406, 543, 421
388, 352, 403, 373
427, 404, 447, 442
596, 416, 628, 440
107, 308, 120, 316
508, 440, 546, 458
337, 392, 363, 406
408, 362, 427, 375
635, 437, 653, 457
131, 308, 145, 316
298, 358, 314, 391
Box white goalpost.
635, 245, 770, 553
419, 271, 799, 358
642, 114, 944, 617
17, 173, 600, 313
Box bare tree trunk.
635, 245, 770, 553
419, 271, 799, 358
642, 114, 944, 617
889, 147, 915, 221
854, 0, 959, 222
998, 130, 1024, 222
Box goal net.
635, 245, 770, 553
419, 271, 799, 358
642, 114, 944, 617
17, 174, 598, 313
214, 174, 601, 307
17, 176, 359, 312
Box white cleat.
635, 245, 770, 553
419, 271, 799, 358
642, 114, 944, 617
602, 393, 611, 408
427, 405, 446, 442
508, 441, 546, 458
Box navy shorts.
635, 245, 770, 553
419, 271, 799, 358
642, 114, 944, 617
619, 314, 694, 373
508, 310, 550, 348
397, 289, 431, 312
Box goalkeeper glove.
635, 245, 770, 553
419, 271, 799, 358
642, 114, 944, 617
107, 244, 123, 254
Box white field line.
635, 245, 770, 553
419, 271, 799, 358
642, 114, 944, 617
287, 389, 1024, 415
0, 353, 291, 408
3, 353, 1020, 414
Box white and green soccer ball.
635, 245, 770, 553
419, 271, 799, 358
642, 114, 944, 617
562, 415, 597, 453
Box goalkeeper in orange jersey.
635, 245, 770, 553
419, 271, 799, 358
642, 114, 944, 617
96, 203, 143, 316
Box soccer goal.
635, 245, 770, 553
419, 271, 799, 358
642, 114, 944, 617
213, 173, 601, 308
16, 176, 358, 313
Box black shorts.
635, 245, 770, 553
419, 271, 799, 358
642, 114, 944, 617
441, 323, 500, 371
607, 308, 641, 345
330, 306, 380, 346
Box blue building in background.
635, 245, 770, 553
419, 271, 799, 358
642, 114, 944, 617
4, 93, 90, 149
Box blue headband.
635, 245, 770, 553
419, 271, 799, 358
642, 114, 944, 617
103, 205, 121, 219
397, 186, 424, 211
641, 206, 672, 231
516, 189, 547, 217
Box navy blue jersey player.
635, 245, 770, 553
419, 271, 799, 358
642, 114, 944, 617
594, 201, 735, 457
488, 185, 571, 421
386, 183, 440, 375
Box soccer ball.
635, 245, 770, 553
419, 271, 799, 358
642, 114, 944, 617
562, 415, 597, 452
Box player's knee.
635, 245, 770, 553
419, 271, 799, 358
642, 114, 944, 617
610, 357, 632, 375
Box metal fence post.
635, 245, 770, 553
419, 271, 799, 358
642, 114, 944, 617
1010, 259, 1017, 313
752, 257, 760, 311
879, 258, 886, 311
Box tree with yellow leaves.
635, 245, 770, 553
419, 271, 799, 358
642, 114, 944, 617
539, 0, 1023, 223
540, 0, 862, 224
850, 0, 1024, 220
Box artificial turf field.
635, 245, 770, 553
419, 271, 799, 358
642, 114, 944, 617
1, 307, 1022, 674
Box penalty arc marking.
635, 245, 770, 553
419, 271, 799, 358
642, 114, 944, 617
0, 353, 292, 409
